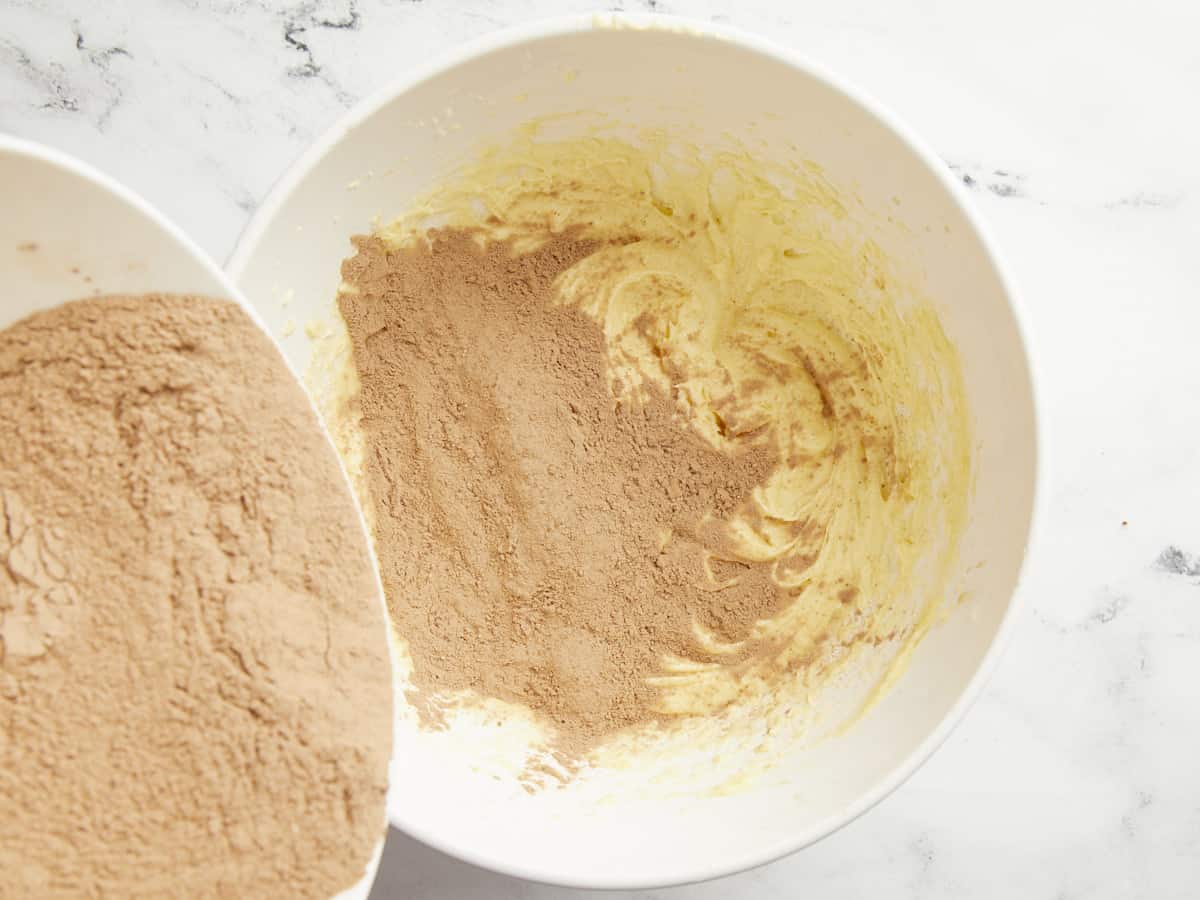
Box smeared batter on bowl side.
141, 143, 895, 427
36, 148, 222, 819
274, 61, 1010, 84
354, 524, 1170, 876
330, 122, 972, 772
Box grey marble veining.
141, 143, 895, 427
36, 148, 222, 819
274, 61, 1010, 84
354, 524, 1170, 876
3, 1, 1200, 897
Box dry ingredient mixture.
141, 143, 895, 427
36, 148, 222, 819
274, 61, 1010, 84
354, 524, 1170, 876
333, 127, 972, 761
0, 294, 392, 898
340, 229, 782, 751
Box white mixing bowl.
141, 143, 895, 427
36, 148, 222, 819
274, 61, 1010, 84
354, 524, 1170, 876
229, 15, 1042, 890
0, 135, 386, 900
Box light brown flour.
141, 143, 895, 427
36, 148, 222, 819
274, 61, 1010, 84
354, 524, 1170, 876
0, 294, 392, 898
339, 229, 782, 751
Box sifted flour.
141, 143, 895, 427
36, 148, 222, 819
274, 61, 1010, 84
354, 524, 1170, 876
339, 229, 782, 753
0, 294, 392, 898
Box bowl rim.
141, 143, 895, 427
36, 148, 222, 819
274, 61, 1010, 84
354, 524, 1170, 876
0, 133, 241, 304
0, 133, 389, 900
226, 12, 1047, 891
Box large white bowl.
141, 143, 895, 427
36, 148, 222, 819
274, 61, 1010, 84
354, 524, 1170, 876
0, 135, 386, 900
229, 15, 1043, 890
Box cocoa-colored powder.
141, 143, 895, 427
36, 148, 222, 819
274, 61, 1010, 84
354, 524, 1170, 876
0, 295, 391, 897
339, 229, 783, 750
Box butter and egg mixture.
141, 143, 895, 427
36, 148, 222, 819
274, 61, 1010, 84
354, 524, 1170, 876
335, 122, 972, 762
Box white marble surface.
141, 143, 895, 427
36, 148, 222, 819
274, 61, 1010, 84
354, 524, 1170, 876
4, 0, 1199, 896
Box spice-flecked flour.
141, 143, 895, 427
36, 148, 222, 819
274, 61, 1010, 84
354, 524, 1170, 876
339, 229, 781, 752
0, 295, 392, 898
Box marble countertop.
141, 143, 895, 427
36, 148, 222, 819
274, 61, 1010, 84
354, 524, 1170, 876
4, 0, 1199, 896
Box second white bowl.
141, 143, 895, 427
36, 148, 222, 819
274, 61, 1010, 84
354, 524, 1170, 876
0, 134, 386, 900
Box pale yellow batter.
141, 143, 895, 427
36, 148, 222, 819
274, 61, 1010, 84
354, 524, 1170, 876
376, 124, 972, 732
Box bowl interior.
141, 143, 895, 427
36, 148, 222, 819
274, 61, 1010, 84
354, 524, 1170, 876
0, 137, 383, 900
230, 21, 1037, 889
0, 139, 232, 325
